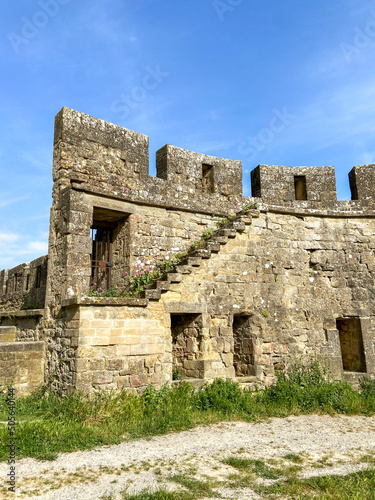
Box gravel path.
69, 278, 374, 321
1, 415, 375, 499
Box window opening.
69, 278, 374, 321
294, 175, 307, 200
35, 266, 42, 288
202, 164, 214, 193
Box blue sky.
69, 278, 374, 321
1, 0, 375, 269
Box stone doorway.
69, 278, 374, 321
233, 315, 256, 376
90, 207, 130, 292
336, 317, 366, 373
171, 314, 203, 379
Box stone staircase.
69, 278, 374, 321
140, 212, 256, 301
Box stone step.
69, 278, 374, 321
167, 273, 183, 283
159, 281, 170, 291
233, 222, 246, 232
175, 265, 192, 274
0, 326, 16, 343
213, 236, 228, 245
207, 241, 221, 253
186, 257, 202, 267
219, 228, 236, 238
144, 289, 161, 300
238, 213, 254, 224
192, 248, 211, 259
234, 376, 258, 383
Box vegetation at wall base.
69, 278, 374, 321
0, 362, 374, 461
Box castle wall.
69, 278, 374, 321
2, 107, 375, 394
47, 209, 375, 393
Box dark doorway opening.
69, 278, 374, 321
336, 317, 366, 372
233, 315, 256, 376
171, 313, 203, 379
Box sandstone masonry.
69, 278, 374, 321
1, 107, 375, 394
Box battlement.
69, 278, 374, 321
53, 107, 242, 213
251, 165, 337, 203
252, 163, 375, 205
54, 108, 375, 213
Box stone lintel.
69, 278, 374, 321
0, 309, 44, 318
164, 301, 206, 313
61, 297, 148, 308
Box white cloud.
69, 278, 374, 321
27, 241, 48, 252
0, 232, 19, 246
0, 232, 48, 270
0, 195, 29, 209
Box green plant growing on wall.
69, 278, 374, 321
87, 201, 260, 298
202, 229, 214, 239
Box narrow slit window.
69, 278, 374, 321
294, 175, 307, 200
35, 266, 42, 289
202, 164, 214, 193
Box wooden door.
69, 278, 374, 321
90, 227, 113, 290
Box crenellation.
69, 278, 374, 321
251, 164, 337, 205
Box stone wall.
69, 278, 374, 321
0, 338, 45, 395
45, 297, 170, 394
0, 309, 44, 342
0, 256, 47, 312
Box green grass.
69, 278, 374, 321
0, 362, 374, 461
283, 453, 304, 463
223, 457, 281, 479
260, 466, 375, 499
168, 474, 216, 497
123, 491, 193, 500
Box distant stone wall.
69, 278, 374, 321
0, 256, 47, 312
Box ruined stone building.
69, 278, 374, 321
1, 107, 374, 395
